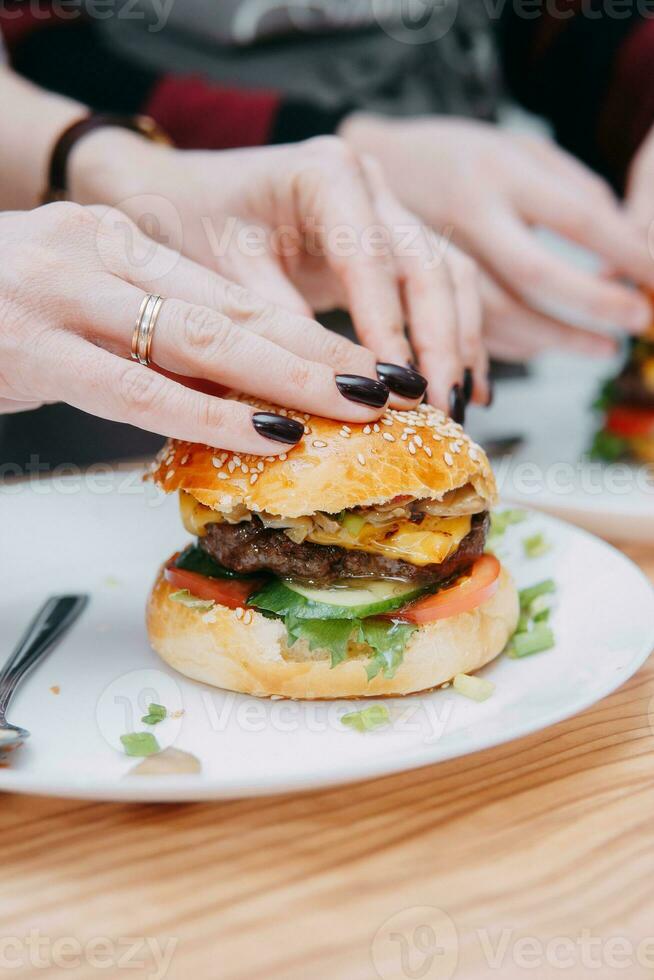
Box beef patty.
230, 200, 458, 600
200, 512, 489, 586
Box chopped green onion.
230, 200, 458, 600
523, 532, 551, 559
519, 579, 556, 610
506, 624, 555, 659
341, 704, 391, 733
453, 673, 495, 702
528, 594, 552, 622
517, 611, 531, 633
141, 703, 167, 726
120, 732, 160, 757
169, 589, 215, 611
490, 509, 528, 537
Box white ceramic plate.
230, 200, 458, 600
1, 471, 652, 802
468, 350, 654, 543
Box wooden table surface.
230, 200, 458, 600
2, 540, 653, 980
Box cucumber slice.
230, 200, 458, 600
286, 579, 421, 608
250, 577, 427, 620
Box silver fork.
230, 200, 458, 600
0, 595, 89, 755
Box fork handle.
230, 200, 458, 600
0, 595, 89, 721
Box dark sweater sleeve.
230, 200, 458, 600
499, 1, 654, 191
0, 5, 349, 149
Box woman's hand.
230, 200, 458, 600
342, 115, 654, 347
0, 203, 424, 453
71, 132, 487, 408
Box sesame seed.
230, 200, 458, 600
382, 432, 395, 442
363, 425, 371, 435
408, 442, 416, 455
233, 457, 241, 467
382, 417, 393, 426
444, 452, 454, 466
243, 610, 253, 625
312, 440, 327, 448
342, 425, 351, 433
180, 454, 189, 465
357, 453, 365, 466
401, 433, 408, 441
235, 607, 244, 620
241, 464, 248, 474
424, 446, 433, 458
279, 453, 287, 461
414, 435, 423, 448
250, 474, 258, 485
218, 472, 228, 480
228, 460, 236, 473
373, 424, 380, 433
257, 461, 264, 472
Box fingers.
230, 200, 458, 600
475, 209, 651, 333
35, 330, 307, 455
481, 275, 617, 360
515, 134, 617, 201
0, 398, 44, 414
88, 279, 390, 423
401, 249, 462, 413
524, 179, 654, 300
123, 250, 383, 381
106, 219, 412, 405
446, 246, 488, 404
362, 158, 479, 412
299, 139, 410, 367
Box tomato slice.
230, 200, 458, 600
164, 566, 261, 609
390, 555, 501, 625
606, 405, 654, 439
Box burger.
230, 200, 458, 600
592, 323, 654, 464
148, 402, 519, 699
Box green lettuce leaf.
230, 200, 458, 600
284, 614, 416, 676
361, 619, 417, 681
285, 616, 355, 668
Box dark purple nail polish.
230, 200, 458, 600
335, 374, 389, 408
463, 367, 474, 405
252, 412, 304, 445
376, 363, 428, 400
449, 384, 465, 425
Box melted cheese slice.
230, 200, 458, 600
180, 493, 472, 567
306, 515, 471, 566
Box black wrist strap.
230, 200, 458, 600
43, 113, 171, 204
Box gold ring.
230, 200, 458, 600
130, 294, 164, 367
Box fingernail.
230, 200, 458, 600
462, 367, 474, 404
376, 362, 428, 399
252, 412, 304, 445
449, 384, 465, 424
336, 374, 389, 408
486, 379, 494, 408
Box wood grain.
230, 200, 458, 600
1, 541, 653, 980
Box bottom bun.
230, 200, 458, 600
147, 564, 519, 699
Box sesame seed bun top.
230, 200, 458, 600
151, 402, 497, 518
